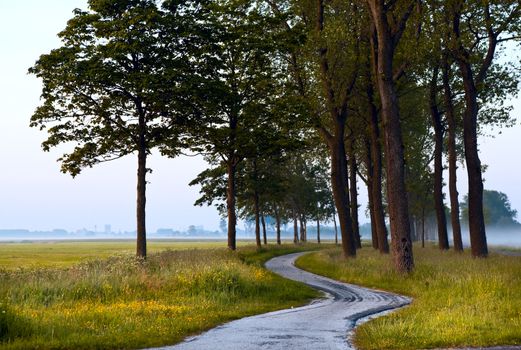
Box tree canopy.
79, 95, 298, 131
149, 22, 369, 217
29, 0, 199, 257
462, 190, 520, 228
30, 0, 521, 270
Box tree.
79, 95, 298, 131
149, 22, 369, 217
356, 47, 389, 253
186, 0, 282, 250
287, 0, 362, 257
441, 48, 464, 252
346, 130, 362, 249
428, 65, 450, 250
401, 92, 436, 247
462, 190, 520, 227
365, 0, 418, 272
29, 0, 188, 258
254, 156, 294, 246
446, 1, 521, 257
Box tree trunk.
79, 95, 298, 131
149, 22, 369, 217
254, 190, 261, 248
253, 160, 262, 248
226, 161, 237, 250
452, 3, 489, 257
421, 207, 425, 248
293, 209, 299, 244
442, 56, 464, 252
261, 213, 267, 245
317, 218, 321, 243
365, 60, 389, 254
364, 138, 379, 250
368, 188, 378, 249
367, 0, 414, 272
429, 67, 450, 250
460, 72, 488, 257
317, 0, 356, 258
226, 111, 238, 251
333, 212, 338, 245
136, 121, 147, 259
329, 132, 357, 257
347, 136, 362, 249
299, 214, 307, 242
275, 206, 281, 245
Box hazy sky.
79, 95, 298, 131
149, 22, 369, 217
0, 1, 520, 233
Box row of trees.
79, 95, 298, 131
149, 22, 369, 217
31, 0, 520, 272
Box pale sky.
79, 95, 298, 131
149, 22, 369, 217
0, 0, 222, 232
0, 1, 520, 233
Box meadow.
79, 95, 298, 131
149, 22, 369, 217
296, 245, 521, 349
0, 241, 322, 349
0, 240, 249, 269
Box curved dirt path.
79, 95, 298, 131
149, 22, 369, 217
154, 252, 410, 350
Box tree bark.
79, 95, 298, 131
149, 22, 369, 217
451, 1, 490, 257
254, 190, 261, 248
226, 110, 238, 251
365, 57, 389, 254
261, 213, 267, 245
364, 138, 379, 250
329, 135, 357, 257
441, 55, 464, 252
347, 135, 362, 249
136, 114, 147, 259
460, 68, 488, 257
275, 206, 281, 245
429, 67, 450, 250
333, 211, 338, 245
367, 0, 414, 272
368, 191, 378, 249
293, 209, 299, 244
253, 160, 261, 248
299, 214, 307, 242
226, 160, 237, 250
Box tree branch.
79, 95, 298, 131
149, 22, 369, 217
476, 3, 498, 86
391, 0, 417, 47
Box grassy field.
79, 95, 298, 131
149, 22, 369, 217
0, 242, 324, 349
296, 245, 521, 349
0, 240, 253, 269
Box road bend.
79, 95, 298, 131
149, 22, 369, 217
153, 252, 410, 350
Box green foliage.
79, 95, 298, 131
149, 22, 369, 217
448, 1, 520, 131
29, 0, 192, 175
189, 165, 228, 214
297, 246, 521, 349
461, 189, 520, 227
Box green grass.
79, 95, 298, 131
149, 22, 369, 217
295, 245, 521, 349
0, 240, 252, 270
0, 243, 324, 349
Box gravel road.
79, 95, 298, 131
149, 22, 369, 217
153, 252, 410, 350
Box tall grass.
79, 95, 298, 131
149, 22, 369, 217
0, 244, 321, 349
296, 246, 521, 349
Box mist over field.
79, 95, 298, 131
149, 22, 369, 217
459, 226, 521, 247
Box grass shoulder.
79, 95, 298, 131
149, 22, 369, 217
295, 245, 521, 350
0, 243, 324, 349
